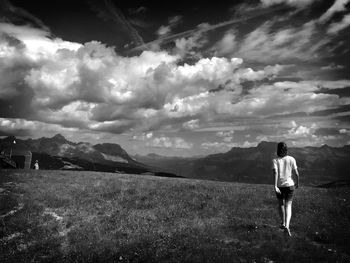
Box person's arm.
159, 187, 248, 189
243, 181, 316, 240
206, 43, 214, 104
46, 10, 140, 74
294, 168, 299, 189
272, 160, 281, 194
293, 158, 299, 189
273, 169, 281, 194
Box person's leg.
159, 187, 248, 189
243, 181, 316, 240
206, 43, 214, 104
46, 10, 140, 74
284, 200, 292, 229
278, 198, 285, 227
284, 186, 295, 231
284, 200, 293, 236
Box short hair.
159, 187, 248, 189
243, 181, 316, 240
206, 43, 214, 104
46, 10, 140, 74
277, 142, 288, 157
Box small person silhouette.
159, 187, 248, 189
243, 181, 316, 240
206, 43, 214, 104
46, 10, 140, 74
34, 160, 39, 170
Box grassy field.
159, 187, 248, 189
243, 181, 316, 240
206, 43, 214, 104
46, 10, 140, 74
0, 170, 349, 263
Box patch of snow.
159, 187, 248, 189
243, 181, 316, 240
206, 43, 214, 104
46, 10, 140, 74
102, 153, 128, 163
58, 143, 75, 156
77, 143, 96, 153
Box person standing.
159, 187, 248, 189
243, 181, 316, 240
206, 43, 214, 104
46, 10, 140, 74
272, 142, 299, 237
34, 160, 39, 170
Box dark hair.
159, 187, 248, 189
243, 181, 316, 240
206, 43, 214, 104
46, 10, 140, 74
277, 142, 288, 157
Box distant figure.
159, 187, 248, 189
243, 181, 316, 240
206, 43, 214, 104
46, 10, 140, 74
272, 142, 299, 237
34, 160, 39, 170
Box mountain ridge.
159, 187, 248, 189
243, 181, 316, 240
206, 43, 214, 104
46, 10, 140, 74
2, 135, 349, 185
0, 134, 133, 164
135, 141, 350, 186
0, 134, 158, 175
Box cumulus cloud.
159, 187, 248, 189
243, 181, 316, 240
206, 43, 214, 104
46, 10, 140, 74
321, 63, 345, 70
287, 122, 312, 137
1, 22, 349, 140
201, 140, 255, 150
173, 24, 209, 58
339, 128, 350, 134
182, 119, 200, 130
132, 132, 153, 140
253, 121, 336, 146
0, 117, 78, 137
0, 23, 81, 59
147, 136, 193, 149
201, 141, 226, 149
216, 130, 235, 137
216, 130, 235, 142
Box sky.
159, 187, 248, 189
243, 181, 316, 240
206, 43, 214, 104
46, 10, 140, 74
0, 0, 350, 156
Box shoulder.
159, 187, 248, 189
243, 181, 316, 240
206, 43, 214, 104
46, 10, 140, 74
287, 155, 296, 162
272, 158, 279, 167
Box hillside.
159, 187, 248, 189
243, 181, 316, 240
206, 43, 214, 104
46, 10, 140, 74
0, 135, 180, 177
0, 134, 137, 165
135, 142, 350, 186
1, 169, 349, 262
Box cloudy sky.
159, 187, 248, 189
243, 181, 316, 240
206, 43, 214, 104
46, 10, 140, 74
0, 0, 350, 156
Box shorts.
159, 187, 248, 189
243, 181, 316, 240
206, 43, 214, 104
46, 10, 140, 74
276, 186, 295, 202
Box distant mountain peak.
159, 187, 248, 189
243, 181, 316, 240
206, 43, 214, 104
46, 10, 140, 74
147, 153, 161, 158
52, 134, 66, 141
257, 141, 276, 149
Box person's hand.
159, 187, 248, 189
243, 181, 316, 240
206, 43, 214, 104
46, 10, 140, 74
275, 186, 281, 194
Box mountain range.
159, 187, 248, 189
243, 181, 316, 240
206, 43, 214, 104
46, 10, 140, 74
134, 141, 350, 186
1, 134, 349, 186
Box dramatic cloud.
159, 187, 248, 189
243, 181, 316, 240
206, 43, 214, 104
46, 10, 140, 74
319, 0, 350, 22
327, 13, 350, 34
260, 0, 316, 8
0, 117, 78, 137
1, 13, 350, 152
131, 7, 285, 53
1, 22, 349, 138
235, 20, 326, 62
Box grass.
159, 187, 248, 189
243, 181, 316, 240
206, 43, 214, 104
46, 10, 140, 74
0, 169, 350, 263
